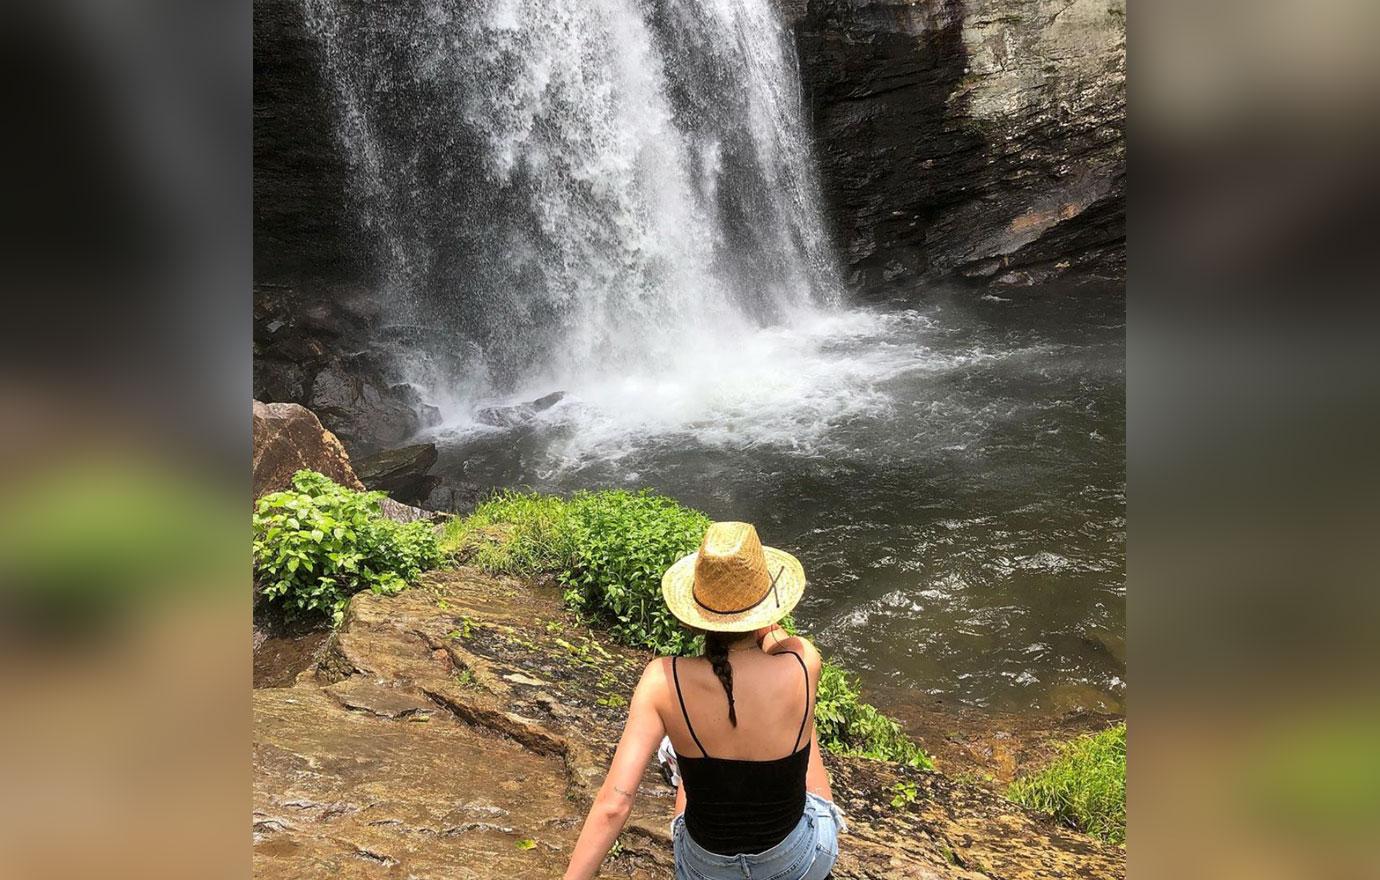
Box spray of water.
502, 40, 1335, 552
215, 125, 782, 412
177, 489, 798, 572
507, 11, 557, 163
302, 0, 903, 456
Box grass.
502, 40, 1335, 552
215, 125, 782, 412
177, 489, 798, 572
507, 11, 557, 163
1008, 723, 1126, 844
442, 489, 932, 768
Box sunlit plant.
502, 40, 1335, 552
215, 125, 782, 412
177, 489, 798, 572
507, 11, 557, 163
253, 470, 441, 624
1008, 723, 1126, 844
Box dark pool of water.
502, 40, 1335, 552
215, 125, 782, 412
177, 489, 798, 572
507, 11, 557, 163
429, 286, 1124, 714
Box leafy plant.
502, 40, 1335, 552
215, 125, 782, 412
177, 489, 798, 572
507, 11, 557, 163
558, 490, 710, 655
448, 615, 479, 640
890, 779, 919, 808
442, 489, 708, 653
253, 470, 441, 624
1008, 723, 1126, 844
815, 663, 934, 768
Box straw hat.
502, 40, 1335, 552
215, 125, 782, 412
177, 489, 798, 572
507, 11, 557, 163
661, 522, 806, 632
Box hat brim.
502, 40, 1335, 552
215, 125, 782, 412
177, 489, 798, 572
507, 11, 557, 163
661, 546, 806, 632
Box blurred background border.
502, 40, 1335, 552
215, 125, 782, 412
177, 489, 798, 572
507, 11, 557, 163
1, 0, 1378, 877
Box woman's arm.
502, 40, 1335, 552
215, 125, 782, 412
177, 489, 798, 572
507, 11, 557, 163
562, 660, 667, 880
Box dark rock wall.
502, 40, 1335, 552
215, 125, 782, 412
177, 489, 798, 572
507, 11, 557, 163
254, 0, 363, 284
789, 0, 1125, 292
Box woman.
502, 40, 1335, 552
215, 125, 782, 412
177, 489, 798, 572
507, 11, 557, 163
562, 522, 845, 880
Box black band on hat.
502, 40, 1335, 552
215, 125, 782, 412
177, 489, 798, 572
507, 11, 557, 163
692, 566, 784, 616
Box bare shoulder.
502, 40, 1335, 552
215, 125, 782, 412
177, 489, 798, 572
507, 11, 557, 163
765, 631, 822, 671
631, 656, 673, 707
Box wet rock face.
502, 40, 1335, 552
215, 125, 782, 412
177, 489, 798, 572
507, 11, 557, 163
254, 286, 440, 455
790, 0, 1125, 292
254, 0, 364, 283
474, 391, 568, 429
354, 442, 440, 506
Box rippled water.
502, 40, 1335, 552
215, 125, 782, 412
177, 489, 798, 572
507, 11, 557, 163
427, 286, 1124, 713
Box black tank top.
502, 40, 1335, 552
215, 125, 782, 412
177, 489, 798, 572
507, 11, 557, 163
672, 652, 812, 856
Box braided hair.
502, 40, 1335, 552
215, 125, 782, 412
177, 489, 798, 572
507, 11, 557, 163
703, 631, 738, 726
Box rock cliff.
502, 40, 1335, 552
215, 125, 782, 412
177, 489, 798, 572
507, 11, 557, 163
788, 0, 1125, 291
253, 568, 1123, 879
256, 0, 1124, 300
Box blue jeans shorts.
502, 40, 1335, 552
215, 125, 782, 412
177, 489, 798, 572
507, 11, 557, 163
671, 792, 846, 880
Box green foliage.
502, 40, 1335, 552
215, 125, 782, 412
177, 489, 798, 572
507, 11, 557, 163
890, 779, 919, 808
253, 470, 441, 624
815, 663, 933, 768
1008, 723, 1126, 844
444, 488, 931, 767
558, 490, 710, 655
442, 489, 708, 653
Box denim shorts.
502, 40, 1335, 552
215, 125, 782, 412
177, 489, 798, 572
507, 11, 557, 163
671, 792, 846, 880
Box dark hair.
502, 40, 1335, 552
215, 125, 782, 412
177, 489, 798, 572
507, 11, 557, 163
703, 631, 738, 726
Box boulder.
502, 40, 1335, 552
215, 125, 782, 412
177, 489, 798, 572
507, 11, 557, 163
308, 362, 426, 455
375, 496, 444, 525
475, 391, 566, 429
252, 400, 364, 500
254, 285, 443, 457
354, 443, 440, 505
422, 480, 487, 515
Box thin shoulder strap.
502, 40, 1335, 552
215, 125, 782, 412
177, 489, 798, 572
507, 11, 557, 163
671, 656, 710, 758
783, 650, 811, 752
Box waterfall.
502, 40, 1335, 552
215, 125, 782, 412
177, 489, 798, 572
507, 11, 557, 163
302, 0, 841, 416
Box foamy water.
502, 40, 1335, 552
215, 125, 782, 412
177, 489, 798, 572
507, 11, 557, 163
424, 303, 1003, 468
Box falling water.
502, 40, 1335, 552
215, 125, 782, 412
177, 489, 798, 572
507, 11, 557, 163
302, 0, 840, 409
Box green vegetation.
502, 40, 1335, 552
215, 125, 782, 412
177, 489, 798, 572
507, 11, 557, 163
890, 779, 919, 808
442, 489, 931, 767
444, 491, 577, 574
1008, 723, 1126, 844
253, 470, 441, 624
816, 663, 933, 769
443, 488, 709, 653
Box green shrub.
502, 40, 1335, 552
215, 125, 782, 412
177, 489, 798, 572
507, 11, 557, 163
442, 489, 708, 653
1008, 723, 1126, 844
815, 663, 933, 768
443, 488, 931, 767
558, 490, 710, 655
253, 470, 441, 624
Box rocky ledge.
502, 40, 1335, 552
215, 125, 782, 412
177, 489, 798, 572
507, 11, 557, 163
253, 568, 1123, 879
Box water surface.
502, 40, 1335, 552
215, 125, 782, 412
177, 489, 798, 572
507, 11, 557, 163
428, 286, 1125, 714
